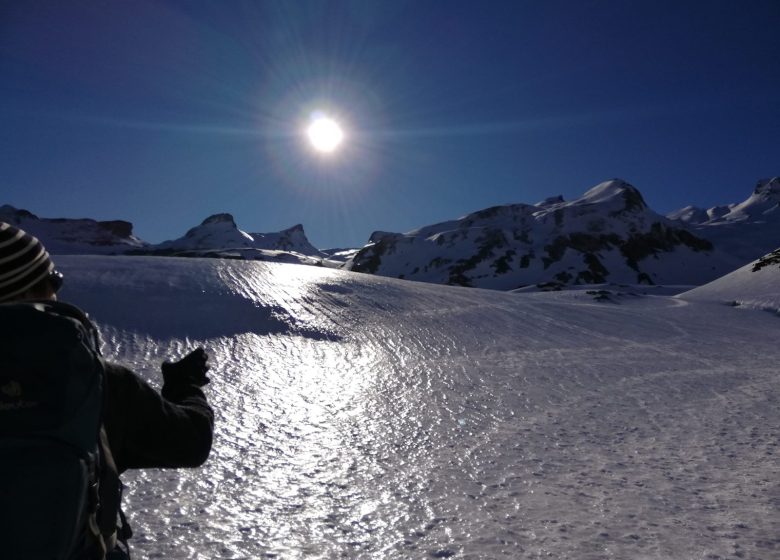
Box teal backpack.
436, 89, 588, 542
0, 301, 114, 559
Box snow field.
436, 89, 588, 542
58, 256, 780, 559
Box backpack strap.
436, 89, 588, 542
96, 391, 133, 558
54, 300, 133, 558
116, 483, 133, 557
44, 300, 135, 557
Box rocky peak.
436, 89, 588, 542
579, 179, 647, 212
0, 205, 145, 253
201, 213, 237, 226
535, 195, 565, 207
182, 213, 247, 242
0, 204, 38, 224
667, 205, 710, 224
368, 231, 400, 244
707, 205, 733, 220
753, 177, 780, 197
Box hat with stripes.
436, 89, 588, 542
0, 222, 55, 302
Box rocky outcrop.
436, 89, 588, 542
0, 205, 146, 254
249, 224, 323, 256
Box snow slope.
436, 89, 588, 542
680, 247, 780, 312
53, 255, 780, 559
345, 180, 739, 289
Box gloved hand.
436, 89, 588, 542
161, 347, 211, 388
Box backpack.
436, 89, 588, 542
0, 300, 114, 559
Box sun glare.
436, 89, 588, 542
306, 115, 344, 153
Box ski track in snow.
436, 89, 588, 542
57, 256, 780, 560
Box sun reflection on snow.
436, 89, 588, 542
122, 258, 432, 558
219, 332, 387, 553
192, 260, 400, 553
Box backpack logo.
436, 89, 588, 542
1, 381, 22, 398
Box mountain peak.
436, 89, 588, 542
535, 195, 565, 207
754, 177, 780, 196
0, 205, 144, 253
0, 204, 39, 223
578, 179, 646, 212
201, 213, 237, 226
369, 231, 399, 244
347, 178, 724, 289
667, 205, 710, 224
174, 213, 251, 247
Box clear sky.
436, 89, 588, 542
2, 0, 778, 249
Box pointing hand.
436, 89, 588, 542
161, 347, 211, 388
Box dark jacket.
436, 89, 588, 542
103, 362, 214, 473
87, 362, 213, 557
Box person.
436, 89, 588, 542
0, 222, 214, 559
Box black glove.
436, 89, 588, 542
161, 347, 211, 388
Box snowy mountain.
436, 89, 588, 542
0, 204, 147, 254
0, 205, 325, 264
345, 179, 740, 289
248, 224, 323, 256
142, 213, 325, 265
151, 213, 256, 251
668, 177, 780, 226
52, 254, 780, 559
668, 177, 780, 262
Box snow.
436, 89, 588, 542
680, 249, 780, 313
666, 205, 709, 224
569, 179, 640, 208
52, 255, 780, 559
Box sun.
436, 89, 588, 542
306, 114, 344, 153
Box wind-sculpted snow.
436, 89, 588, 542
56, 256, 780, 559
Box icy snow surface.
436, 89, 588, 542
57, 256, 780, 559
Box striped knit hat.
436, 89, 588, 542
0, 222, 55, 302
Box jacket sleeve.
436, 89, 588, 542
103, 361, 214, 473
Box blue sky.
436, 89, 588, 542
1, 0, 778, 249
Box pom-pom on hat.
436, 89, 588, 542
0, 222, 55, 302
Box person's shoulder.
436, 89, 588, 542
104, 361, 136, 378
103, 361, 153, 392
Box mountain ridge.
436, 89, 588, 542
3, 176, 777, 288
344, 179, 739, 289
